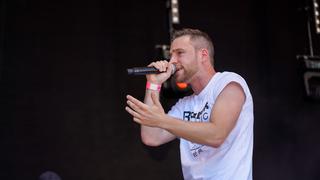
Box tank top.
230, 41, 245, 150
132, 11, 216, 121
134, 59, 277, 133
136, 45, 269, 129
168, 72, 254, 180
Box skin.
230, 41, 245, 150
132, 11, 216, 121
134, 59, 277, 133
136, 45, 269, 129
125, 35, 245, 148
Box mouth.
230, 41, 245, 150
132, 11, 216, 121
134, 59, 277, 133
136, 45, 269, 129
173, 66, 183, 79
174, 64, 183, 72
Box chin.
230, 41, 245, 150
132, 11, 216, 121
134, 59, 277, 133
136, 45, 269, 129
174, 69, 191, 83
174, 75, 187, 83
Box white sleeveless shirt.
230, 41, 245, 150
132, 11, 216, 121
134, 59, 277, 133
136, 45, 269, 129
168, 72, 254, 180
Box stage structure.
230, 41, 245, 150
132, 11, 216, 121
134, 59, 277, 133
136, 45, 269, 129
297, 0, 320, 100
155, 0, 193, 99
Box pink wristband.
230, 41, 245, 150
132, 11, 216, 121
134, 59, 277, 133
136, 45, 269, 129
146, 82, 161, 91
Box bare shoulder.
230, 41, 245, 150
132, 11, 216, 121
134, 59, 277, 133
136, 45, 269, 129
222, 81, 245, 96
216, 81, 246, 106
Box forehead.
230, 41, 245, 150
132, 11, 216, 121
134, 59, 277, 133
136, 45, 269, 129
170, 36, 192, 51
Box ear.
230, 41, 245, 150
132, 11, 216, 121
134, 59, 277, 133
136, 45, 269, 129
201, 48, 209, 57
199, 48, 209, 63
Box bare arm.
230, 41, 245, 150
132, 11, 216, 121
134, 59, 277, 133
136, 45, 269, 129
126, 82, 245, 148
140, 89, 176, 146
126, 60, 176, 147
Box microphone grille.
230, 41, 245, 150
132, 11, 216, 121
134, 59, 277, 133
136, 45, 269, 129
171, 64, 176, 75
127, 68, 133, 75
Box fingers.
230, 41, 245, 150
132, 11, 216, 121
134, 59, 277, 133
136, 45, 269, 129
125, 106, 142, 120
126, 95, 149, 121
133, 117, 142, 124
125, 106, 142, 124
149, 60, 169, 72
126, 95, 148, 110
125, 94, 163, 127
126, 99, 144, 115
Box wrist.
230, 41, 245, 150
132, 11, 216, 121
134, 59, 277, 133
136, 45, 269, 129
146, 81, 162, 91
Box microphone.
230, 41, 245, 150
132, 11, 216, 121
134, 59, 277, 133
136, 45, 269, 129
127, 64, 176, 75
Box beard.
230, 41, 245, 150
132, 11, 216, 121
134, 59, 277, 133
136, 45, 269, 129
173, 66, 197, 83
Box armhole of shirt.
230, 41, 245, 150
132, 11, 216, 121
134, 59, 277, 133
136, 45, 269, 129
212, 73, 248, 101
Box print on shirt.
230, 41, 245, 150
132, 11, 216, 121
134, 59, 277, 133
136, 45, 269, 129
183, 102, 210, 158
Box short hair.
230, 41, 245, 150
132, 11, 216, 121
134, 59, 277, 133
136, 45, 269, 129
171, 28, 215, 64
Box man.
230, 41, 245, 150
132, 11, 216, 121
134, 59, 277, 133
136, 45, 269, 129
125, 28, 253, 180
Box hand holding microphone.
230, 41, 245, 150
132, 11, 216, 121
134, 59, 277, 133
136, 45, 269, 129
127, 60, 175, 85
127, 63, 176, 75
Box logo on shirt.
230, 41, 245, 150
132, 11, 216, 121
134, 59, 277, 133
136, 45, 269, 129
183, 102, 209, 122
183, 102, 210, 157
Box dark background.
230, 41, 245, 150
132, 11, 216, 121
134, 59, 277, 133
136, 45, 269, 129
1, 0, 320, 179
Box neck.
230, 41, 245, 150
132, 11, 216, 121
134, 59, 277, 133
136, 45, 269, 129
189, 65, 216, 95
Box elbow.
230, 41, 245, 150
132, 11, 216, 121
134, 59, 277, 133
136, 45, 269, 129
141, 136, 162, 147
141, 132, 162, 147
207, 138, 224, 148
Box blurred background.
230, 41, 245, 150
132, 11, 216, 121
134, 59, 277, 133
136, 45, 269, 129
1, 0, 320, 179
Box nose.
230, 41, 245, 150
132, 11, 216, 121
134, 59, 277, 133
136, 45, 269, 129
169, 56, 177, 64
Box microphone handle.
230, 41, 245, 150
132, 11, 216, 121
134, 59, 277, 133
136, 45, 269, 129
127, 67, 160, 75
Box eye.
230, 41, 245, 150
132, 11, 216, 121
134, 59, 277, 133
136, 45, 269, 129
177, 51, 184, 55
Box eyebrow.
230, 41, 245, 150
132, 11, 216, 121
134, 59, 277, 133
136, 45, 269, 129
170, 48, 185, 54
